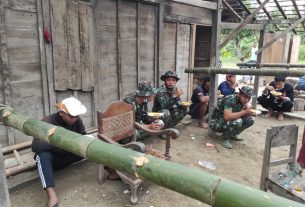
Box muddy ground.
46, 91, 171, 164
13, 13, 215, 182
10, 115, 304, 207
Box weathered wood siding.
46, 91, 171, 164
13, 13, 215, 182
139, 3, 157, 82
50, 0, 94, 91
176, 24, 190, 101
95, 0, 119, 111
0, 0, 43, 146
95, 0, 158, 111
0, 0, 214, 146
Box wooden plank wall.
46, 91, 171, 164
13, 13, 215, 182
95, 0, 119, 111
162, 22, 177, 73
289, 35, 301, 64
50, 0, 94, 91
0, 0, 44, 146
139, 3, 157, 82
119, 0, 138, 98
0, 0, 214, 145
261, 32, 291, 83
95, 0, 158, 111
176, 24, 190, 101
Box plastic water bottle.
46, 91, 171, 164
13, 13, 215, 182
198, 160, 216, 170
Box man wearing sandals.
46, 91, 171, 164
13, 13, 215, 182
189, 76, 210, 128
153, 70, 188, 128
210, 86, 255, 149
32, 97, 87, 207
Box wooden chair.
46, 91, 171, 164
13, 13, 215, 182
260, 124, 304, 203
97, 101, 179, 204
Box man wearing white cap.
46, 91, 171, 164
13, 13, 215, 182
31, 97, 87, 207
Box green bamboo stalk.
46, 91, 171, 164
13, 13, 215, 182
185, 67, 305, 77
0, 104, 304, 207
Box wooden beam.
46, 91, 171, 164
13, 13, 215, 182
256, 18, 305, 55
274, 0, 296, 34
220, 22, 264, 30
252, 25, 265, 108
208, 0, 222, 136
236, 0, 251, 15
0, 3, 15, 145
222, 0, 242, 21
256, 0, 280, 30
37, 0, 50, 116
0, 145, 11, 207
41, 0, 57, 114
220, 0, 270, 49
291, 0, 305, 33
170, 0, 217, 10
157, 1, 164, 87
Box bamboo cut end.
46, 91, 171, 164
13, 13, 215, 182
48, 127, 57, 136
3, 111, 12, 117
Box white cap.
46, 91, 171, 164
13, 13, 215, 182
56, 97, 87, 116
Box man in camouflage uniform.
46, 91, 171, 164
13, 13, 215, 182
210, 86, 255, 149
153, 70, 188, 128
123, 80, 164, 140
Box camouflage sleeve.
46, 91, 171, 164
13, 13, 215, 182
222, 97, 234, 112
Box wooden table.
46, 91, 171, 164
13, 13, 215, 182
269, 170, 305, 204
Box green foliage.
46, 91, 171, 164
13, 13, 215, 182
220, 29, 258, 60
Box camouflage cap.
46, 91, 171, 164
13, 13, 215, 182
160, 70, 180, 82
239, 86, 254, 97
135, 80, 156, 97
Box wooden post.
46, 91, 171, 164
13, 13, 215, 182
291, 0, 305, 32
117, 0, 122, 100
157, 1, 164, 87
0, 145, 11, 207
220, 0, 270, 49
41, 0, 57, 114
252, 25, 266, 108
37, 0, 50, 116
222, 0, 242, 21
208, 0, 222, 136
0, 3, 15, 145
256, 18, 305, 55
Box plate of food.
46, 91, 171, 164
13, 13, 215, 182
180, 101, 192, 107
251, 109, 262, 115
147, 112, 164, 119
270, 91, 282, 97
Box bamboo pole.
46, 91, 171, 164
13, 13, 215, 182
0, 144, 11, 207
237, 63, 305, 68
0, 104, 304, 207
2, 141, 32, 154
185, 67, 305, 77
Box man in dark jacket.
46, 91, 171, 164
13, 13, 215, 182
189, 76, 210, 128
32, 97, 87, 207
257, 77, 294, 121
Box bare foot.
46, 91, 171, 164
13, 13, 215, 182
277, 112, 284, 121
266, 109, 273, 118
199, 122, 208, 129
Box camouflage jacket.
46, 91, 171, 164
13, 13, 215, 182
123, 94, 153, 124
212, 94, 244, 121
152, 85, 181, 112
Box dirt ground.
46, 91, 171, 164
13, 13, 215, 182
10, 115, 304, 207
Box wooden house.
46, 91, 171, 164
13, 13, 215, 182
0, 0, 220, 146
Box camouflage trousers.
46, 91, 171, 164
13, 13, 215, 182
210, 116, 254, 139
160, 107, 188, 128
